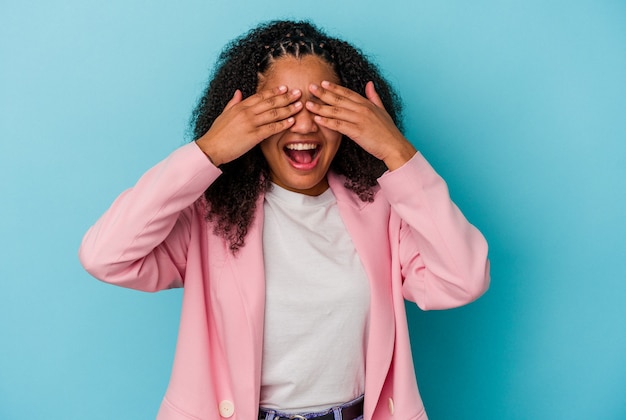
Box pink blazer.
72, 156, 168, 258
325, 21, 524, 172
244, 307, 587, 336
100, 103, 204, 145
79, 142, 489, 420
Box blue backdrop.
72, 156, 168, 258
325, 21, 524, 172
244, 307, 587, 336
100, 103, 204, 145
1, 1, 625, 419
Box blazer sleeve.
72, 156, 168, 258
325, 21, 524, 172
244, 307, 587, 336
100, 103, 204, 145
78, 142, 222, 292
378, 152, 490, 310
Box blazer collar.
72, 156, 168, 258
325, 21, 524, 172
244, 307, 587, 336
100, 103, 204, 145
328, 171, 377, 211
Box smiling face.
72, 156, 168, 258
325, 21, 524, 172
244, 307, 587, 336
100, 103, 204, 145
258, 55, 342, 196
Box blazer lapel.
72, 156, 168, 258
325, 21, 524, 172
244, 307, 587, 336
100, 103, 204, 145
329, 174, 395, 416
226, 195, 267, 406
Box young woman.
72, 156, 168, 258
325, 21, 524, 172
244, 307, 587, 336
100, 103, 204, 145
79, 20, 490, 420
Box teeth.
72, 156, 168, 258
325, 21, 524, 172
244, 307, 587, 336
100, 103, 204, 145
285, 143, 317, 151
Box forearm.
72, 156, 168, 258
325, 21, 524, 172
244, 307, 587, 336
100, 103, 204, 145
79, 142, 221, 290
379, 152, 490, 309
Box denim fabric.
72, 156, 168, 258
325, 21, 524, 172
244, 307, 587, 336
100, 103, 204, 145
259, 395, 364, 420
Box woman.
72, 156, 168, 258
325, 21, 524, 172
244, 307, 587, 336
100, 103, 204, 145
79, 20, 490, 420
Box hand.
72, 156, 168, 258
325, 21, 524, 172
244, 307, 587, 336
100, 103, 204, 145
306, 81, 416, 171
196, 86, 302, 166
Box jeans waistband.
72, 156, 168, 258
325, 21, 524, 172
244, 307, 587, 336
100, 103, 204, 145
258, 395, 364, 420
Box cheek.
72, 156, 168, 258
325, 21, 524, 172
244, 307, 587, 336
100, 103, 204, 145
259, 136, 279, 157
320, 124, 342, 142
259, 142, 273, 166
325, 134, 343, 161
326, 130, 343, 150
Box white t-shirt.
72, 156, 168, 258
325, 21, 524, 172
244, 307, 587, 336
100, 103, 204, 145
260, 183, 370, 413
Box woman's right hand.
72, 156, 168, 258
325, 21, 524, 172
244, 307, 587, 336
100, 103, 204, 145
195, 86, 302, 166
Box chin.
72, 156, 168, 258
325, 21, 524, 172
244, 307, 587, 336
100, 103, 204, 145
274, 174, 329, 196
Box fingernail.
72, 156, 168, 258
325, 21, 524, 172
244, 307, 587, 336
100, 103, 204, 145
294, 101, 302, 109
278, 85, 287, 92
287, 117, 295, 123
310, 83, 319, 91
321, 81, 330, 88
291, 89, 301, 95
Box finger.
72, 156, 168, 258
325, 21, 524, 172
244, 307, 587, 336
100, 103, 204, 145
308, 82, 355, 108
320, 80, 359, 99
313, 114, 358, 138
305, 99, 357, 123
250, 85, 295, 105
255, 100, 303, 125
255, 116, 296, 140
258, 84, 289, 99
251, 87, 302, 114
365, 81, 385, 109
224, 89, 243, 111
316, 80, 368, 106
240, 85, 286, 107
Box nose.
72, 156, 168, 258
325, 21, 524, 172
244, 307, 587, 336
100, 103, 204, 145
289, 106, 318, 134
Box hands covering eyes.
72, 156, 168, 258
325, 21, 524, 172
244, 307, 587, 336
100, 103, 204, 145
196, 81, 415, 171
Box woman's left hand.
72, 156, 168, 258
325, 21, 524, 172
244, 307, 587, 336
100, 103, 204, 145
306, 80, 416, 171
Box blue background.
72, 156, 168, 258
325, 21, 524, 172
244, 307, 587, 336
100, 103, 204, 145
1, 1, 625, 419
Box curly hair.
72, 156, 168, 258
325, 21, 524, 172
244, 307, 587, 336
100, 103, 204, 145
190, 20, 403, 252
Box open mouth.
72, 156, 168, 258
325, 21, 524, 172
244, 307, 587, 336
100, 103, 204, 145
284, 143, 320, 166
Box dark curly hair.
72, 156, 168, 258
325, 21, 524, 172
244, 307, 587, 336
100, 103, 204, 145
190, 20, 403, 252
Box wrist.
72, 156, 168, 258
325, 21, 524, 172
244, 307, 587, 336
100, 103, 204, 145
195, 138, 221, 166
383, 141, 417, 171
